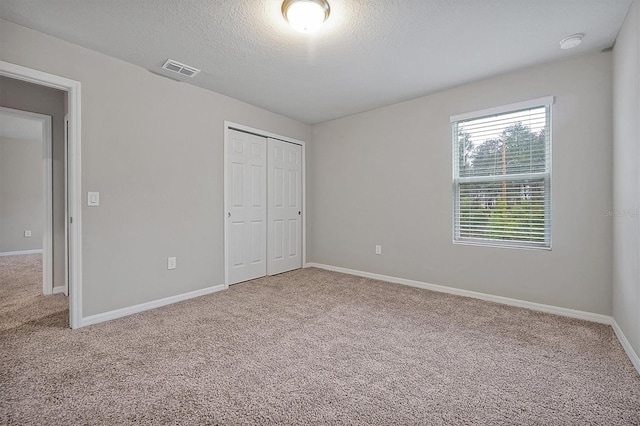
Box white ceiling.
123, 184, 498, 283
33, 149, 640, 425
0, 112, 43, 142
0, 0, 632, 124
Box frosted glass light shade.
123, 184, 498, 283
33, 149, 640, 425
282, 0, 330, 33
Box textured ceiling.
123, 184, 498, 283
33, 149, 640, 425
0, 112, 43, 142
0, 0, 633, 124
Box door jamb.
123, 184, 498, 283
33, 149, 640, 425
64, 115, 70, 296
0, 61, 83, 329
223, 121, 306, 288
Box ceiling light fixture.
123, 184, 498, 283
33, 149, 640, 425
282, 0, 330, 33
559, 34, 584, 50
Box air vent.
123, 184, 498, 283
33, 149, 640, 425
161, 59, 201, 78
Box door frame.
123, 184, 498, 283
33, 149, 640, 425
64, 115, 70, 296
0, 107, 52, 294
0, 61, 83, 329
223, 121, 306, 288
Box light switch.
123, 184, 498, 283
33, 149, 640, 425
88, 192, 99, 207
168, 257, 177, 270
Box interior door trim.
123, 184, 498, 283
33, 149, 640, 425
0, 60, 83, 329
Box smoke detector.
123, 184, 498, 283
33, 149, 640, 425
161, 59, 201, 78
559, 34, 583, 50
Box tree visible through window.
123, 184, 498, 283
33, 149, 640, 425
452, 98, 552, 249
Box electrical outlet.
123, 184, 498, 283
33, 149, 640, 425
375, 245, 382, 255
167, 257, 177, 270
24, 230, 32, 237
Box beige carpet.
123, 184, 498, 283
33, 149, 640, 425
1, 254, 639, 425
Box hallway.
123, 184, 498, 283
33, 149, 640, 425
0, 254, 68, 332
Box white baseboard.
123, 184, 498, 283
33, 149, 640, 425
81, 284, 226, 327
52, 286, 66, 295
305, 262, 612, 325
612, 320, 640, 375
0, 249, 43, 257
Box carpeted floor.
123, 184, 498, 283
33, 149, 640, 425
1, 254, 639, 425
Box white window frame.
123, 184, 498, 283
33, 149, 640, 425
451, 96, 554, 250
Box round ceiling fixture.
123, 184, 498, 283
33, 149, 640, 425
559, 34, 584, 50
282, 0, 330, 33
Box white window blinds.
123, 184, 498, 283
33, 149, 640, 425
452, 97, 553, 249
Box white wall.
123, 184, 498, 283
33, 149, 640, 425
613, 0, 640, 357
0, 77, 66, 286
0, 136, 43, 252
0, 19, 311, 317
309, 51, 613, 315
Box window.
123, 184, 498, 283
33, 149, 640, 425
452, 97, 553, 249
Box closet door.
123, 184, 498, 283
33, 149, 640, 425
226, 129, 267, 285
267, 138, 302, 275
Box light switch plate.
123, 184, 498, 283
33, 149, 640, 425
167, 257, 177, 270
24, 230, 32, 237
88, 192, 99, 207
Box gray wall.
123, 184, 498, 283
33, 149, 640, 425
0, 136, 43, 252
0, 19, 311, 317
0, 18, 622, 324
0, 77, 66, 288
309, 51, 613, 315
613, 0, 640, 357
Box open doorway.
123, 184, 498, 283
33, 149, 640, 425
0, 107, 56, 296
0, 61, 82, 328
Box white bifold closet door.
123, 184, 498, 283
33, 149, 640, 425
226, 130, 302, 285
226, 129, 267, 285
267, 138, 302, 276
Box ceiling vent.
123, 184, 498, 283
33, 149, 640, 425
161, 59, 201, 78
